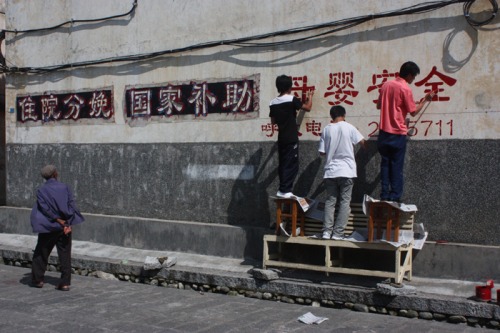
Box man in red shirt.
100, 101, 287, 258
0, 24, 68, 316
377, 61, 434, 202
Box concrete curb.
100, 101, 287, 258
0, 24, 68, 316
2, 244, 499, 324
2, 207, 499, 281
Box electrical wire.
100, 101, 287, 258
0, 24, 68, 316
463, 0, 498, 26
0, 0, 497, 74
2, 0, 137, 34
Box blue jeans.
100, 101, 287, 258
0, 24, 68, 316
323, 177, 354, 237
377, 130, 407, 201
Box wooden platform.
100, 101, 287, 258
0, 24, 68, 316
263, 202, 415, 283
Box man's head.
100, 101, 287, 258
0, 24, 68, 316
330, 105, 346, 120
275, 75, 293, 94
399, 61, 420, 84
41, 165, 57, 180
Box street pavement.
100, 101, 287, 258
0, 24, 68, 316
0, 264, 490, 333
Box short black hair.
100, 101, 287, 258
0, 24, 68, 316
275, 75, 292, 94
399, 61, 420, 78
41, 165, 57, 180
330, 105, 346, 119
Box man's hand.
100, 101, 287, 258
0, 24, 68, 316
424, 90, 437, 102
359, 139, 367, 150
56, 218, 71, 234
306, 90, 315, 101
301, 89, 315, 111
63, 226, 72, 235
422, 90, 437, 102
412, 90, 437, 116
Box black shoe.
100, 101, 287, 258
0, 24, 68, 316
56, 284, 70, 291
32, 281, 44, 288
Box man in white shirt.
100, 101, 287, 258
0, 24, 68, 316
318, 106, 365, 239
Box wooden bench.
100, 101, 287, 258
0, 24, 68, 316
263, 202, 415, 284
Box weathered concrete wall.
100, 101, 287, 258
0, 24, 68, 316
0, 207, 267, 259
5, 139, 500, 245
0, 0, 6, 205
4, 0, 499, 145
412, 242, 500, 281
2, 0, 499, 253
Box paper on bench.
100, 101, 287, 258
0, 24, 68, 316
270, 195, 315, 212
378, 230, 414, 247
413, 231, 428, 250
345, 229, 415, 248
304, 200, 325, 221
362, 194, 418, 215
295, 196, 315, 212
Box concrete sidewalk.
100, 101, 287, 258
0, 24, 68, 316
1, 233, 499, 328
0, 265, 492, 333
0, 233, 257, 274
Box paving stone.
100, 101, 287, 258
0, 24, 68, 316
95, 271, 119, 281
433, 313, 447, 321
353, 304, 369, 312
405, 309, 419, 318
1, 236, 499, 331
376, 282, 417, 296
3, 271, 470, 333
419, 311, 433, 320
448, 315, 467, 324
251, 268, 279, 281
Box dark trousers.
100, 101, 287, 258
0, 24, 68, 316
278, 142, 299, 193
377, 130, 407, 201
31, 231, 72, 286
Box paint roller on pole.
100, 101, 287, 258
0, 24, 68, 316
406, 90, 437, 136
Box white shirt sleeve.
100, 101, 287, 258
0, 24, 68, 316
318, 130, 326, 154
351, 126, 364, 145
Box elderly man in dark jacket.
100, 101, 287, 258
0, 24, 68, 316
31, 165, 84, 291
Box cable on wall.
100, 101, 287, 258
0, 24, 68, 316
2, 0, 137, 34
463, 0, 498, 26
0, 0, 497, 74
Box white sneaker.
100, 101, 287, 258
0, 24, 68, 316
276, 191, 294, 198
331, 235, 345, 240
322, 232, 331, 240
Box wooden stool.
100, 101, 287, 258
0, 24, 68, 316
274, 198, 305, 237
368, 202, 400, 242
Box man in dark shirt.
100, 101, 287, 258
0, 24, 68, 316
31, 165, 84, 291
269, 75, 313, 198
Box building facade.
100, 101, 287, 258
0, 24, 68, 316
1, 1, 499, 262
